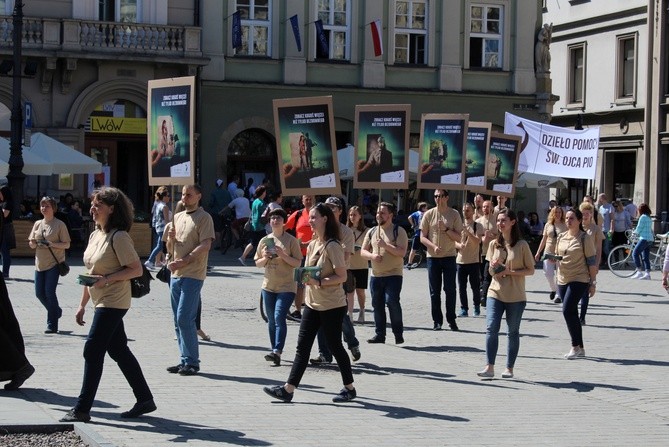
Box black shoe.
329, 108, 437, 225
310, 354, 332, 365
449, 322, 459, 332
166, 364, 183, 374
4, 363, 35, 391
59, 409, 91, 423
554, 297, 562, 304
263, 385, 293, 402
433, 323, 442, 331
178, 365, 199, 376
332, 387, 357, 403
286, 310, 302, 322
367, 336, 385, 344
395, 335, 404, 345
580, 318, 586, 326
264, 352, 281, 366
121, 399, 157, 418
549, 291, 556, 300
44, 328, 58, 334
350, 346, 361, 361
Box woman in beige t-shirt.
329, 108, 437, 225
264, 203, 356, 403
555, 208, 597, 360
60, 187, 154, 423
347, 205, 370, 323
255, 208, 302, 366
28, 196, 71, 334
534, 205, 567, 303
478, 210, 535, 380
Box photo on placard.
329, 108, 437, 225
147, 76, 195, 186
483, 132, 522, 198
272, 96, 340, 196
464, 122, 492, 193
417, 114, 469, 190
353, 104, 410, 190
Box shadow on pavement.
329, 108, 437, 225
585, 324, 669, 332
9, 388, 117, 409
533, 380, 640, 393
205, 340, 267, 352
586, 356, 669, 367
298, 399, 470, 422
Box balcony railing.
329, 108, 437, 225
0, 16, 202, 57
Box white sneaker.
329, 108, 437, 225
144, 260, 154, 269
639, 272, 651, 280
564, 347, 583, 360
631, 271, 643, 279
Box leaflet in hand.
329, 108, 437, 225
77, 274, 99, 287
293, 266, 322, 283
541, 253, 563, 261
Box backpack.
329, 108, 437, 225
286, 209, 303, 237
369, 223, 399, 243
111, 230, 153, 298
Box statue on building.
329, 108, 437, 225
535, 23, 553, 74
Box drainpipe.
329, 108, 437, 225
643, 0, 654, 205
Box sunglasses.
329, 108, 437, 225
434, 194, 446, 198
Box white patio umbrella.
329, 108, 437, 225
25, 133, 102, 174
0, 138, 53, 176
516, 171, 567, 189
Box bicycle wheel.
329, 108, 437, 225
220, 227, 233, 254
608, 244, 636, 278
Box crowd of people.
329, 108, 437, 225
3, 177, 668, 419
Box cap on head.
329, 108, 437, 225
325, 196, 343, 208
216, 179, 224, 187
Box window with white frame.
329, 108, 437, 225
316, 0, 350, 60
236, 0, 271, 56
568, 43, 586, 106
616, 34, 636, 101
394, 0, 427, 65
468, 4, 503, 68
98, 0, 141, 23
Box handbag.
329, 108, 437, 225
110, 230, 153, 298
156, 264, 170, 283
45, 241, 69, 277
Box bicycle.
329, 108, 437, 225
404, 228, 425, 269
608, 230, 669, 278
219, 212, 250, 255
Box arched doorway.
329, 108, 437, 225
226, 128, 278, 192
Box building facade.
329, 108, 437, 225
0, 0, 205, 211
546, 0, 668, 220
199, 1, 548, 207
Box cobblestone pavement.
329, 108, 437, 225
1, 250, 668, 446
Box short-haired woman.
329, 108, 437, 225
477, 210, 535, 380
60, 187, 155, 423
146, 186, 170, 269
28, 196, 71, 334
555, 209, 597, 359
255, 208, 302, 366
263, 203, 356, 403
631, 203, 654, 280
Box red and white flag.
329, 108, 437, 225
370, 19, 383, 57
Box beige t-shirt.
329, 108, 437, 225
556, 231, 596, 284
456, 220, 485, 265
304, 238, 347, 311
362, 224, 408, 277
543, 221, 568, 254
476, 214, 498, 260
339, 223, 355, 269
349, 227, 370, 270
30, 218, 71, 272
584, 221, 605, 253
83, 229, 139, 309
485, 239, 534, 303
167, 208, 215, 280
255, 232, 302, 293
420, 207, 463, 258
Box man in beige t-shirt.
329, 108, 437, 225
476, 200, 498, 305
456, 203, 485, 317
361, 202, 408, 345
165, 184, 215, 376
420, 189, 463, 331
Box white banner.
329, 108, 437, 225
504, 112, 599, 179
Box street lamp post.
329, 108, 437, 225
7, 1, 25, 215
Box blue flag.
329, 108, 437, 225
314, 20, 328, 58
232, 11, 242, 50
290, 14, 301, 52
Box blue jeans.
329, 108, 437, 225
632, 239, 651, 271
316, 313, 359, 360
485, 297, 526, 368
369, 275, 404, 339
75, 307, 152, 413
147, 230, 164, 263
170, 276, 204, 367
262, 290, 295, 353
457, 263, 481, 310
427, 256, 457, 325
34, 265, 61, 331
558, 282, 589, 348
287, 305, 353, 387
